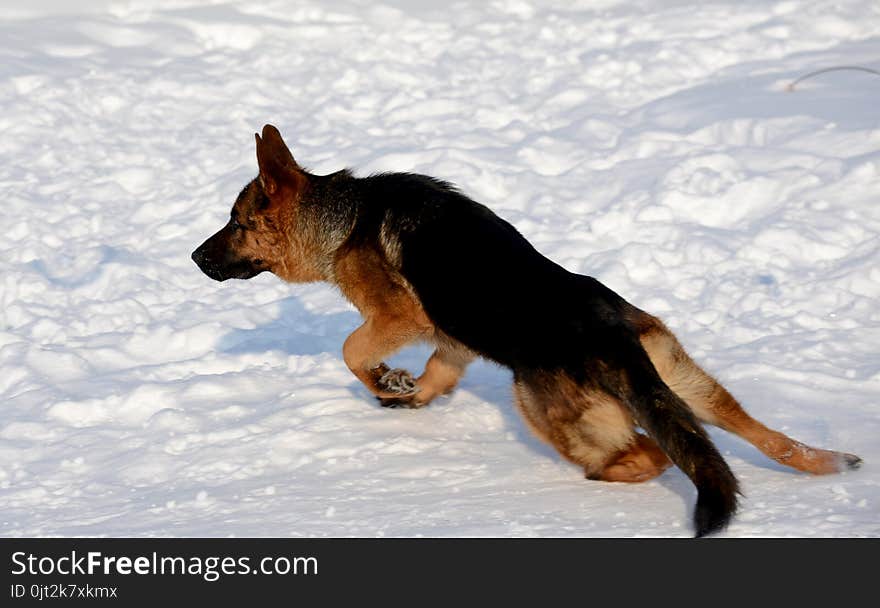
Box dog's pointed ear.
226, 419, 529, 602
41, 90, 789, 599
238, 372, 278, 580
255, 124, 299, 197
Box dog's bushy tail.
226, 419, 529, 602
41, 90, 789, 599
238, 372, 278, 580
622, 358, 739, 537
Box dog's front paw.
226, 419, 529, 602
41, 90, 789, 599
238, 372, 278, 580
377, 368, 418, 395
377, 394, 425, 409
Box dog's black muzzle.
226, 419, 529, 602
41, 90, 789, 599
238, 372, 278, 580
191, 231, 264, 282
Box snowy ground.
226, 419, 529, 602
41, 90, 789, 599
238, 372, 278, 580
1, 0, 878, 537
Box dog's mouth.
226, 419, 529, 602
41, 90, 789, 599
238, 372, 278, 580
191, 250, 265, 282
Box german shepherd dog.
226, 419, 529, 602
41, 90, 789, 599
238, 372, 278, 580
192, 125, 862, 536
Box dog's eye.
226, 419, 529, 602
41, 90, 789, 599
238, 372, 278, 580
230, 218, 244, 231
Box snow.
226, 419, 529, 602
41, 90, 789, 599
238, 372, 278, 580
1, 0, 878, 537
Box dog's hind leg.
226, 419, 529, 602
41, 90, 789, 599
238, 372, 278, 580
513, 373, 647, 480
637, 314, 862, 474
599, 434, 672, 483
515, 367, 734, 536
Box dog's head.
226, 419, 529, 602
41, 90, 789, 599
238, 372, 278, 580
192, 125, 310, 282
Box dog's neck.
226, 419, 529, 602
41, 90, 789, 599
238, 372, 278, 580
277, 170, 357, 284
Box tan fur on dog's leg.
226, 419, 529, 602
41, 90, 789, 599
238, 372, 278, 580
637, 314, 861, 474
515, 373, 637, 479
342, 316, 428, 399
414, 343, 474, 405
335, 246, 438, 403
599, 434, 672, 483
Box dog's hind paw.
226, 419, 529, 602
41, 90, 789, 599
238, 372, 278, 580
377, 368, 418, 395
843, 453, 863, 470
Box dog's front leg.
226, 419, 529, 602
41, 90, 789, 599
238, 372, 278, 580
342, 316, 428, 405
379, 342, 475, 409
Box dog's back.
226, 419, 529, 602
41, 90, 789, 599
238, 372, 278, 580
353, 173, 627, 363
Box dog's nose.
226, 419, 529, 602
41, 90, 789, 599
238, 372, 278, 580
191, 247, 227, 282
